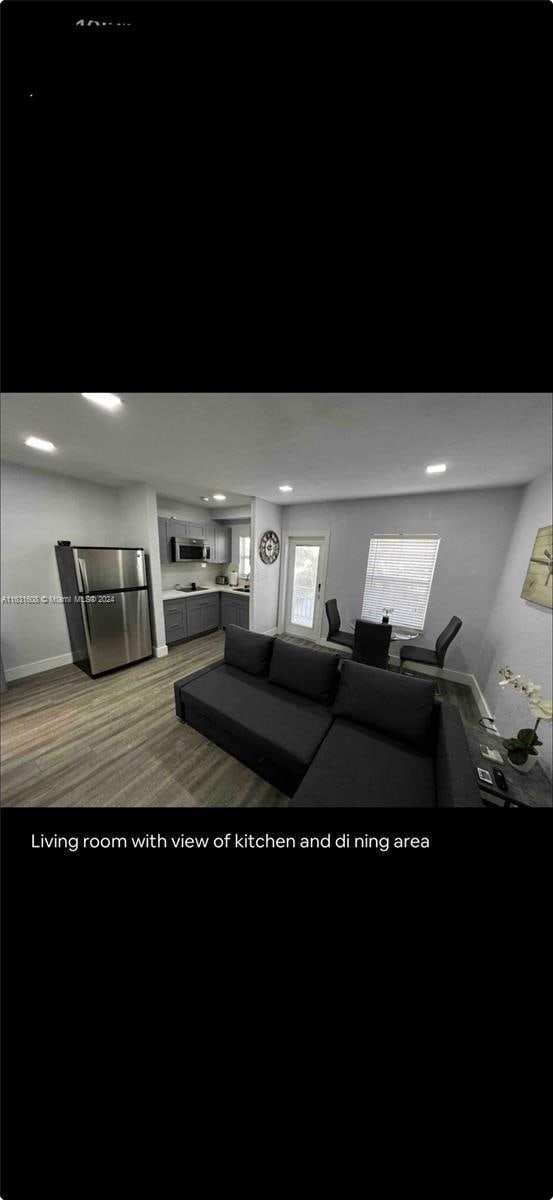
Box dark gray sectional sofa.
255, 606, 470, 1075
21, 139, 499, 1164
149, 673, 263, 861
173, 625, 481, 807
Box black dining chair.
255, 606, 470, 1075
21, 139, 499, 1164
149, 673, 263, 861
325, 598, 354, 649
352, 620, 392, 669
399, 616, 462, 675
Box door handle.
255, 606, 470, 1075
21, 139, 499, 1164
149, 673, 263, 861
81, 596, 92, 645
78, 558, 90, 594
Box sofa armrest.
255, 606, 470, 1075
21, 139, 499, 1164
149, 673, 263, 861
435, 702, 482, 807
173, 659, 225, 720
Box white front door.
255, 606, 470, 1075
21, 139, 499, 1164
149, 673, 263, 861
284, 536, 328, 640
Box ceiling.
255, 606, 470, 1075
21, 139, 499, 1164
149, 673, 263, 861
1, 393, 551, 505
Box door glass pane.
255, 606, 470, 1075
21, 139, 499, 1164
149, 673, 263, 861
291, 544, 320, 628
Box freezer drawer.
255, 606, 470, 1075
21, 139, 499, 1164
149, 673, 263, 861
80, 589, 152, 675
74, 547, 147, 592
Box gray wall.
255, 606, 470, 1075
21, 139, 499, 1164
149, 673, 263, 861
208, 505, 251, 521
0, 464, 171, 676
157, 496, 215, 522
281, 486, 524, 674
250, 498, 283, 633
118, 483, 166, 651
477, 468, 552, 779
0, 461, 125, 675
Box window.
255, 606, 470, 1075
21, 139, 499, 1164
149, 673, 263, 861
239, 536, 251, 578
361, 536, 440, 631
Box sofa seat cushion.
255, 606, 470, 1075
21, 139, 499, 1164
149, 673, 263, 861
224, 624, 274, 677
180, 664, 333, 775
332, 659, 436, 748
268, 637, 340, 705
290, 719, 436, 807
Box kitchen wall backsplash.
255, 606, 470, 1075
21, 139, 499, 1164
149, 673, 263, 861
160, 561, 223, 590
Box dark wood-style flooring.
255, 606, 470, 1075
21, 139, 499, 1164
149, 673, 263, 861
1, 632, 481, 807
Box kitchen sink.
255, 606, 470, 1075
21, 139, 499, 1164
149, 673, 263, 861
175, 585, 209, 592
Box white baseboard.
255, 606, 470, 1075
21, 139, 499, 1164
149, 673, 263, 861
263, 627, 278, 636
272, 633, 497, 730
389, 653, 498, 730
469, 672, 498, 731
5, 651, 75, 682
316, 636, 352, 651
5, 643, 170, 681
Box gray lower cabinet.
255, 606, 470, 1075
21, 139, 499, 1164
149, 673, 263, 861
220, 595, 249, 630
164, 591, 247, 644
163, 599, 188, 643
185, 593, 220, 638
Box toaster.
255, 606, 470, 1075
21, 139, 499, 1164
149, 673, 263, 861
215, 575, 229, 585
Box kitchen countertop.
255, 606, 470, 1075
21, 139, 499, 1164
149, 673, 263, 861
162, 585, 250, 601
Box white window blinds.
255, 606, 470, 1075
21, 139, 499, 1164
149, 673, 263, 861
361, 537, 440, 631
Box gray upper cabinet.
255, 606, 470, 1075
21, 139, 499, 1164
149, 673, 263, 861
160, 517, 191, 563
204, 526, 215, 560
214, 526, 231, 563
167, 519, 190, 539
158, 517, 231, 564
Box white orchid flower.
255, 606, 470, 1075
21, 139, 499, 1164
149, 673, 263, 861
499, 675, 522, 687
528, 697, 553, 722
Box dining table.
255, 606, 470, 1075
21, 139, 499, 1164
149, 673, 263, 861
348, 620, 419, 642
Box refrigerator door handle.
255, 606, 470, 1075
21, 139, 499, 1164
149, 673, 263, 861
80, 596, 93, 649
77, 557, 91, 594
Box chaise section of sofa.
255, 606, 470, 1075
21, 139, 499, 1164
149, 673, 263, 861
290, 661, 481, 808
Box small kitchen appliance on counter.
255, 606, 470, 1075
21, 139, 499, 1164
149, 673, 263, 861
215, 575, 229, 585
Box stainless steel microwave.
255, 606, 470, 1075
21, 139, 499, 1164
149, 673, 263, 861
172, 537, 210, 562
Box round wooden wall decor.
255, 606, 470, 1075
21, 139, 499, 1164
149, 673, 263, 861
259, 530, 280, 565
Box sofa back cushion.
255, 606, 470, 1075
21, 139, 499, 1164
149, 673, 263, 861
224, 624, 274, 677
268, 638, 340, 705
332, 659, 436, 747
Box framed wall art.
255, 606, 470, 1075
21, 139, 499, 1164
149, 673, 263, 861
521, 525, 552, 608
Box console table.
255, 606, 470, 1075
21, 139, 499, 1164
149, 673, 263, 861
463, 723, 552, 808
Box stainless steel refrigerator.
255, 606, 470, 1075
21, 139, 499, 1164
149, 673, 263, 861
55, 545, 153, 676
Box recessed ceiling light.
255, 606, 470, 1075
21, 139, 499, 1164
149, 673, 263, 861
278, 484, 293, 492
425, 463, 447, 474
201, 496, 211, 502
81, 393, 122, 410
212, 493, 226, 501
25, 436, 55, 452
